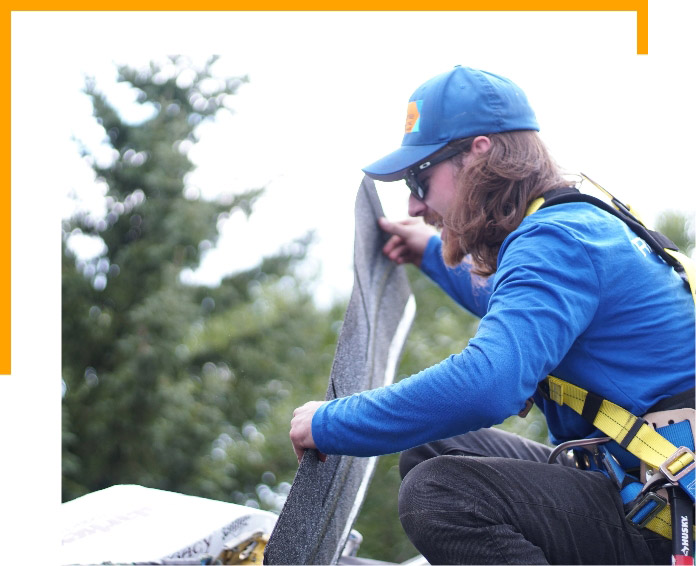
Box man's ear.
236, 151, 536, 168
470, 135, 491, 156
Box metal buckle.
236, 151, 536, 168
548, 379, 564, 405
547, 436, 611, 466
626, 492, 668, 528
659, 446, 696, 484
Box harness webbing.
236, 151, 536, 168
667, 248, 696, 304
541, 375, 694, 539
545, 376, 695, 488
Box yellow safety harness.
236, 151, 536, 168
526, 175, 695, 556
542, 376, 693, 539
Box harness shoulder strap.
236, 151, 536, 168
529, 175, 696, 303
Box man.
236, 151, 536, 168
290, 66, 694, 564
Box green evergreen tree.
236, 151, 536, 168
61, 56, 339, 507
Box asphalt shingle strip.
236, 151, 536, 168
264, 176, 415, 565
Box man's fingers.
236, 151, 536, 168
294, 448, 327, 465
290, 400, 325, 465
378, 217, 417, 238
378, 217, 409, 238
383, 235, 405, 257
387, 243, 412, 264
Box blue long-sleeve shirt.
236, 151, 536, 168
312, 202, 695, 456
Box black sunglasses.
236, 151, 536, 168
404, 145, 465, 201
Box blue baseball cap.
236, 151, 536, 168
362, 66, 539, 181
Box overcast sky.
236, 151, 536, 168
8, 6, 696, 561
15, 9, 696, 307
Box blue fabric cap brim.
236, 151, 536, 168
362, 141, 448, 182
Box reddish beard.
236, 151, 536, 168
424, 210, 461, 266
423, 210, 444, 228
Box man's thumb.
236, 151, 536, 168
378, 217, 402, 235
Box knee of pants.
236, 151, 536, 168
398, 456, 499, 558
398, 456, 431, 519
398, 455, 485, 518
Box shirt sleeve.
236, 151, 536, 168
419, 235, 492, 318
312, 220, 600, 457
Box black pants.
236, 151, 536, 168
398, 428, 672, 564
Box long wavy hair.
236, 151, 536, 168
442, 131, 568, 276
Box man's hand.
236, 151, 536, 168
378, 217, 437, 267
290, 401, 327, 464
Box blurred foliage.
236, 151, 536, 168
656, 210, 694, 256
62, 56, 339, 512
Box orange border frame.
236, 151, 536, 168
3, 9, 9, 375
3, 3, 649, 376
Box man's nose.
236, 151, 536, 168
408, 194, 427, 217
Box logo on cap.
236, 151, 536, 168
405, 100, 422, 134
